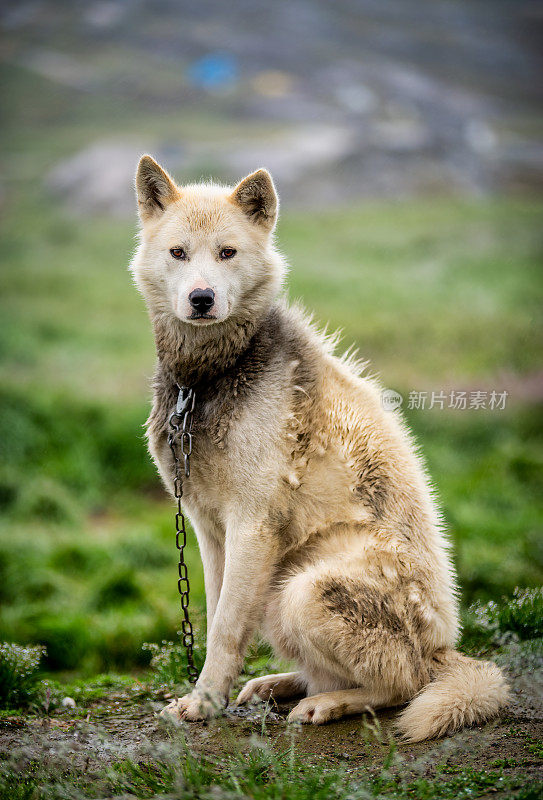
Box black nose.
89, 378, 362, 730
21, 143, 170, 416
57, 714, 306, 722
189, 288, 215, 314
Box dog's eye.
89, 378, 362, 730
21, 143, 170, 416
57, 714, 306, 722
170, 247, 186, 260
220, 247, 237, 260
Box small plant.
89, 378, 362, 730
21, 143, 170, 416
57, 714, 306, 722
492, 587, 543, 640
143, 638, 205, 688
0, 642, 45, 709
461, 587, 543, 652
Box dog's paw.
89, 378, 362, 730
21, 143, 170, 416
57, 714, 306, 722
160, 689, 225, 722
287, 694, 339, 725
236, 675, 280, 705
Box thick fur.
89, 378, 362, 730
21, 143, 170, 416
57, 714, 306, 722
130, 156, 509, 741
396, 650, 509, 741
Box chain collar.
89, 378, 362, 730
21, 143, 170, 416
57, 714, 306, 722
168, 384, 196, 477
167, 384, 199, 685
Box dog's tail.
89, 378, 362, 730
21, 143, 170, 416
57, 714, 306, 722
396, 649, 510, 742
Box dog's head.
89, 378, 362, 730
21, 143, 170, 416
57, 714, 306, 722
131, 156, 285, 330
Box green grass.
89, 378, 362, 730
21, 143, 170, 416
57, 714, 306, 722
0, 499, 205, 672
283, 198, 543, 385
409, 408, 542, 601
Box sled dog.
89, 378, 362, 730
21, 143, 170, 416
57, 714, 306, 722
130, 156, 509, 741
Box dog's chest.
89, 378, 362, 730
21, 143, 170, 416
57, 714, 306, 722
151, 372, 291, 517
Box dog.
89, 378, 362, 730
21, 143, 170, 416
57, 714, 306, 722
130, 156, 509, 741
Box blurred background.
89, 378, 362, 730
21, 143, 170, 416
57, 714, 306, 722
0, 0, 542, 676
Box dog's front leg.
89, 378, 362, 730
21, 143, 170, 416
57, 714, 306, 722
189, 508, 225, 639
162, 517, 277, 721
198, 533, 224, 639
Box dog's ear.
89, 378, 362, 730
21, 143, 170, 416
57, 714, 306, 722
229, 169, 278, 231
135, 155, 180, 223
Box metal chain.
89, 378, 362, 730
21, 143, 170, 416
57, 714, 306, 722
167, 384, 199, 685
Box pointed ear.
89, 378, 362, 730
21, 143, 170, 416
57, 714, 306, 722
135, 155, 180, 223
229, 169, 278, 231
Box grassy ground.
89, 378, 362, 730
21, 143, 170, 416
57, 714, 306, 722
1, 182, 542, 795
0, 624, 542, 798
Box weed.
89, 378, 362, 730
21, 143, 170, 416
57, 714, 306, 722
0, 642, 45, 709
461, 587, 543, 652
143, 638, 206, 690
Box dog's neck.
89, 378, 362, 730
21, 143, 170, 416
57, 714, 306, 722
152, 310, 270, 390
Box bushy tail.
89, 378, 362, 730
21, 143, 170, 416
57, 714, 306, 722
396, 649, 510, 742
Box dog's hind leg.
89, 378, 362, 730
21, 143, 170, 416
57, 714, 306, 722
236, 671, 306, 705
287, 687, 391, 725
273, 561, 435, 724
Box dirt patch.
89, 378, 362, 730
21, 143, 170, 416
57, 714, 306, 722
1, 657, 541, 793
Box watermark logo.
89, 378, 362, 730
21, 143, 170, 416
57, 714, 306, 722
381, 389, 403, 411
381, 388, 508, 411
407, 390, 508, 410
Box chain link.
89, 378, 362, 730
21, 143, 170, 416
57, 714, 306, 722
167, 385, 199, 685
